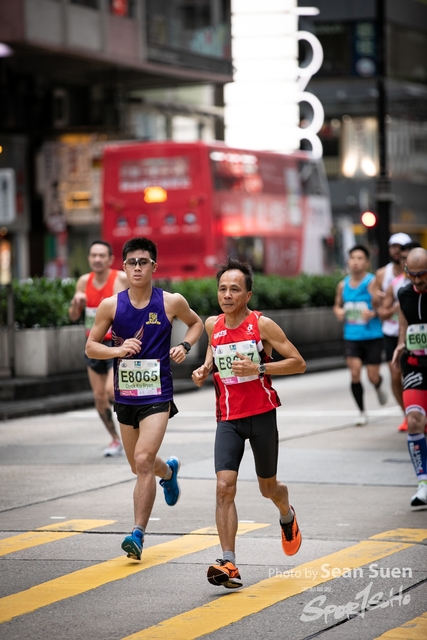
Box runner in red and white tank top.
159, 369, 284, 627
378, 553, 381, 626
85, 269, 118, 339
192, 258, 306, 589
211, 310, 280, 421
69, 240, 128, 457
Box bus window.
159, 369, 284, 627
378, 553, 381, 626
210, 151, 262, 193
226, 237, 264, 272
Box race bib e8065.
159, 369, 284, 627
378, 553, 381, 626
118, 359, 161, 396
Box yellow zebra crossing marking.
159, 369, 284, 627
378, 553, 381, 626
369, 529, 427, 544
123, 528, 427, 640
0, 522, 268, 624
374, 611, 427, 638
0, 520, 116, 557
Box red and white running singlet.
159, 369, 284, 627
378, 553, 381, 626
85, 269, 118, 339
211, 310, 281, 421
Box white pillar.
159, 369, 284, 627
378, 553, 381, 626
224, 0, 299, 153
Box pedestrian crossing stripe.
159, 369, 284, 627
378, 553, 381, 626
374, 611, 427, 639
122, 528, 427, 640
0, 522, 269, 624
369, 528, 427, 543
0, 520, 116, 557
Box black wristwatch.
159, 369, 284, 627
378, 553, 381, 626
258, 363, 267, 377
179, 341, 191, 354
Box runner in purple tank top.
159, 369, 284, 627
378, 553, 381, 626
86, 237, 203, 561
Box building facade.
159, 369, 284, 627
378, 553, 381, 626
0, 0, 232, 278
299, 0, 427, 266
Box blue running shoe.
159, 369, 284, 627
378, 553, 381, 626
121, 529, 143, 560
159, 456, 181, 506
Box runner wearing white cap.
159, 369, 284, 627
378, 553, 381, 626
372, 232, 412, 430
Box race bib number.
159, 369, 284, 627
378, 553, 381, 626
406, 324, 427, 355
214, 340, 260, 385
84, 307, 97, 332
118, 359, 161, 396
344, 301, 368, 325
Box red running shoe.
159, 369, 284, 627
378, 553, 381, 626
397, 419, 407, 432
280, 505, 302, 556
207, 559, 242, 589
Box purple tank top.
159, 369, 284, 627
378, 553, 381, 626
112, 287, 173, 405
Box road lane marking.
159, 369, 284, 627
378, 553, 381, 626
124, 529, 427, 640
0, 522, 268, 624
0, 520, 116, 557
369, 528, 427, 544
374, 611, 427, 638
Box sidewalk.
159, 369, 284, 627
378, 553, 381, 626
0, 356, 345, 421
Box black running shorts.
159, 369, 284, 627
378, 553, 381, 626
114, 400, 179, 429
215, 409, 278, 479
344, 337, 384, 364
84, 340, 114, 374
401, 352, 427, 391
383, 335, 398, 362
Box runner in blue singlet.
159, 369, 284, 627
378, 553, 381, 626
333, 244, 387, 426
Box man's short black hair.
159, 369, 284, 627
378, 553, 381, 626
402, 241, 421, 252
89, 240, 113, 256
216, 257, 253, 292
122, 237, 157, 262
349, 244, 370, 259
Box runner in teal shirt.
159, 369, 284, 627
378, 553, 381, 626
334, 245, 387, 425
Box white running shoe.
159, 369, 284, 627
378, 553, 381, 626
411, 483, 427, 507
104, 440, 123, 457
355, 413, 367, 426
376, 385, 387, 406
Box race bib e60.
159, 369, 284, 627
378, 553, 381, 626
406, 324, 427, 355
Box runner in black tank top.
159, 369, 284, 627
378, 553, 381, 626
392, 248, 427, 506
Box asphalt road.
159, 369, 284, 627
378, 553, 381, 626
0, 365, 426, 640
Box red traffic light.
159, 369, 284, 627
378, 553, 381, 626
361, 211, 377, 228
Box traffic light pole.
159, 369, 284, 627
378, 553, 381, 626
376, 0, 392, 267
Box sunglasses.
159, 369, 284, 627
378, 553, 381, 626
404, 266, 427, 278
124, 258, 155, 268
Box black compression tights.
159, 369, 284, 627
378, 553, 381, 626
351, 382, 364, 412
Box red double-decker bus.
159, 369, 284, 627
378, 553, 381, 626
102, 141, 333, 279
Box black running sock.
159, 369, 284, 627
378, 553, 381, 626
351, 382, 364, 412
375, 376, 383, 389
